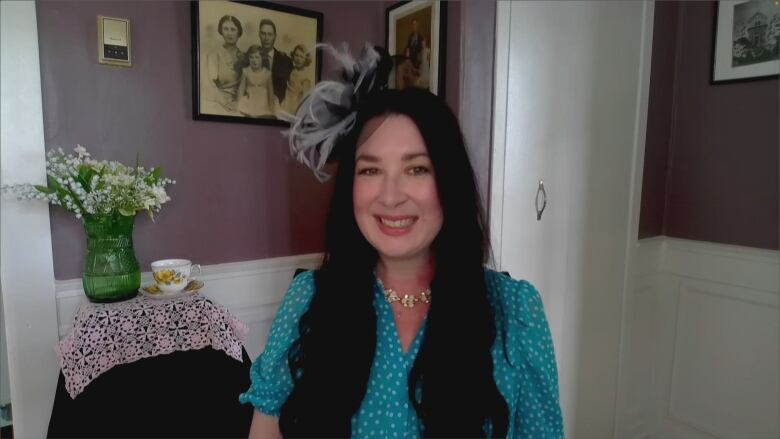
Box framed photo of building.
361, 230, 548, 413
191, 1, 323, 126
386, 1, 447, 95
711, 0, 779, 84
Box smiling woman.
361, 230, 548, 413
240, 45, 563, 438
353, 114, 444, 263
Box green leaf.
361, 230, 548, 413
47, 176, 69, 201
78, 167, 97, 191
47, 175, 65, 192
75, 175, 90, 191
152, 167, 161, 179
78, 164, 90, 180
47, 175, 86, 213
47, 178, 69, 208
118, 207, 134, 216
34, 185, 55, 194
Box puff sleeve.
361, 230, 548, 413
238, 270, 316, 416
486, 270, 565, 438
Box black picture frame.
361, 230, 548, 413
191, 1, 323, 126
385, 0, 447, 96
710, 0, 779, 85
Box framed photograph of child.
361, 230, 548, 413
191, 1, 323, 126
386, 1, 447, 96
711, 0, 779, 84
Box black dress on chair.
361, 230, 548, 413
48, 346, 254, 438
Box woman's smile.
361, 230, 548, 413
375, 215, 418, 235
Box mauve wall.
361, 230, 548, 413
37, 1, 466, 280
457, 0, 495, 203
639, 1, 679, 238
639, 1, 779, 250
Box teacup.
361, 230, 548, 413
151, 259, 201, 292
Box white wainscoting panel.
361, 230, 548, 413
668, 282, 778, 439
55, 253, 322, 360
622, 237, 779, 439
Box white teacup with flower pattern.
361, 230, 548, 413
151, 259, 201, 292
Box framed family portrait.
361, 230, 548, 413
191, 1, 323, 126
386, 1, 447, 96
711, 0, 779, 84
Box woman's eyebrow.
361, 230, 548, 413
402, 153, 429, 161
355, 152, 429, 163
355, 154, 379, 163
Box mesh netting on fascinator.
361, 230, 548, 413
281, 43, 393, 182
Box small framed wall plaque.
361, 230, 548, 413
98, 16, 132, 67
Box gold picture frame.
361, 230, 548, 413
386, 1, 447, 95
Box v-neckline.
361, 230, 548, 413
375, 281, 428, 359
396, 313, 427, 358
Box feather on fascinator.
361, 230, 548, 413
281, 43, 393, 182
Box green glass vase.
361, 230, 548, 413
82, 214, 141, 303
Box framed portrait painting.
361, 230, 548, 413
386, 1, 447, 95
191, 1, 323, 126
711, 0, 779, 84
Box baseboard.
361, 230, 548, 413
55, 253, 323, 359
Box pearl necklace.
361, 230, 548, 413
376, 277, 432, 309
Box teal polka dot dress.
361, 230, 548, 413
239, 269, 564, 438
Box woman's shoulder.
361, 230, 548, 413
260, 270, 316, 348
271, 270, 317, 323
483, 268, 547, 328
484, 268, 538, 302
285, 269, 316, 301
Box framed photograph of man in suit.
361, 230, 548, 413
191, 1, 323, 126
386, 1, 447, 96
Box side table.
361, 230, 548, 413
48, 293, 254, 437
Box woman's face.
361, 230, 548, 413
353, 115, 443, 263
220, 20, 239, 45
248, 51, 262, 68
292, 49, 306, 69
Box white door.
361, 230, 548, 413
491, 1, 653, 437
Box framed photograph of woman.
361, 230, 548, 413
191, 1, 323, 126
386, 1, 447, 96
711, 0, 780, 84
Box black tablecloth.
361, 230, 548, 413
48, 346, 254, 438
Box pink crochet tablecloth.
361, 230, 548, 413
56, 293, 248, 398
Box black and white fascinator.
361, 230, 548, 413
281, 43, 393, 182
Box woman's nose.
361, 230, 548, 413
378, 175, 407, 208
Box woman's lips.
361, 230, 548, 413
375, 216, 417, 236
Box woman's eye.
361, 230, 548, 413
408, 166, 430, 176
357, 168, 379, 176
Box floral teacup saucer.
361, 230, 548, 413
140, 280, 204, 299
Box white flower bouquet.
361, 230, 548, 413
2, 145, 175, 220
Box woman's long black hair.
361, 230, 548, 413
279, 87, 509, 437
